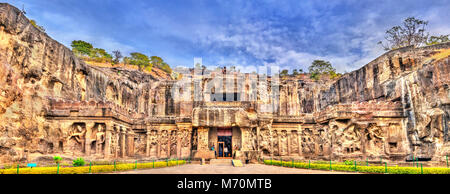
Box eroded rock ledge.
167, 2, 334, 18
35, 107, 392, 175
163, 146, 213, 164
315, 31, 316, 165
0, 3, 448, 164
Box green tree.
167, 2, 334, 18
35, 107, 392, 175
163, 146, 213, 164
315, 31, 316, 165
129, 52, 151, 71
308, 60, 337, 81
90, 48, 112, 62
292, 69, 299, 76
378, 17, 428, 50
71, 40, 93, 57
280, 69, 289, 77
426, 35, 450, 45
151, 56, 172, 74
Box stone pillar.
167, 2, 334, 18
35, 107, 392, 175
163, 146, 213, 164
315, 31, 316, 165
146, 125, 151, 157
287, 131, 291, 156
297, 131, 302, 156
177, 130, 181, 158
104, 122, 112, 159
120, 126, 126, 158
256, 127, 260, 152
157, 130, 161, 158
270, 129, 274, 157
167, 130, 172, 158
277, 131, 281, 156
197, 127, 209, 151
127, 130, 134, 157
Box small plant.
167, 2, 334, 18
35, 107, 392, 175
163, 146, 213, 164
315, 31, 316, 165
72, 158, 85, 167
53, 156, 63, 164
344, 160, 354, 165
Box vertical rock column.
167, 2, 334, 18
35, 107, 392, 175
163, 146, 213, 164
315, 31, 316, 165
146, 125, 151, 157
177, 130, 181, 159
104, 122, 112, 159
287, 131, 291, 156
120, 126, 126, 158
157, 130, 161, 158
277, 131, 281, 156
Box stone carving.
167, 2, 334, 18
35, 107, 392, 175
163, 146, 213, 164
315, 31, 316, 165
364, 124, 384, 157
280, 131, 288, 155
1, 4, 449, 163
342, 124, 361, 154
301, 128, 315, 155
149, 130, 158, 156
290, 131, 299, 154
259, 129, 271, 155
272, 130, 279, 156
134, 133, 146, 155
92, 124, 106, 155
160, 130, 168, 157
67, 123, 87, 154
170, 130, 177, 157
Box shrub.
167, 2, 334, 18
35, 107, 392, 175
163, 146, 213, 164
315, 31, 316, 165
53, 156, 63, 164
73, 158, 85, 167
344, 160, 354, 165
0, 160, 186, 174
263, 160, 450, 174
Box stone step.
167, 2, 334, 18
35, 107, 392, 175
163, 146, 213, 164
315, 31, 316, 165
210, 159, 233, 165
232, 160, 243, 167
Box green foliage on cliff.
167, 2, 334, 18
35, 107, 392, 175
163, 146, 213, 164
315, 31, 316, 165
71, 40, 112, 63
29, 19, 45, 32
127, 52, 152, 71
71, 40, 94, 56
151, 56, 172, 74
308, 60, 339, 81
426, 35, 450, 46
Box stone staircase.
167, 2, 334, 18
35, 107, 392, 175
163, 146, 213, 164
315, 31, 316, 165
209, 159, 233, 165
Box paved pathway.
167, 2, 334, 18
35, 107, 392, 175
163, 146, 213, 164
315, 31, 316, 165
110, 164, 356, 174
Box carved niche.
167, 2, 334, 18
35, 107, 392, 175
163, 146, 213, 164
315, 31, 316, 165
66, 123, 87, 154
170, 130, 177, 157
160, 130, 169, 157
280, 131, 288, 155
259, 129, 271, 155
272, 130, 279, 156
89, 123, 106, 155
290, 131, 299, 154
301, 128, 315, 155
364, 123, 385, 157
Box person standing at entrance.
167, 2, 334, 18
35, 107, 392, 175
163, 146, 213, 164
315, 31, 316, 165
224, 146, 228, 157
233, 145, 238, 159
211, 145, 216, 157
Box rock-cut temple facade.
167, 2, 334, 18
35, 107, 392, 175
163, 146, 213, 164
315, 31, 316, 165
0, 3, 449, 164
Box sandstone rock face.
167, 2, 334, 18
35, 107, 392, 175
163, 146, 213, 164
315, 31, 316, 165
0, 3, 449, 164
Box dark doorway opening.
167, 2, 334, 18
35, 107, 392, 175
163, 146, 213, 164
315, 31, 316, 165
217, 127, 232, 158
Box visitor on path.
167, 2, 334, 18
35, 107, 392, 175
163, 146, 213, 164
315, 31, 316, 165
211, 145, 216, 157
233, 145, 238, 158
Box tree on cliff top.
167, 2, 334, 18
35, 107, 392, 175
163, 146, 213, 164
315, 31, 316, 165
378, 17, 429, 50
151, 56, 172, 74
308, 60, 339, 81
71, 40, 94, 57
426, 35, 450, 46
128, 52, 151, 71
112, 50, 123, 65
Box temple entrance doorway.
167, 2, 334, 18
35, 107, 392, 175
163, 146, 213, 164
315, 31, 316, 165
217, 128, 232, 159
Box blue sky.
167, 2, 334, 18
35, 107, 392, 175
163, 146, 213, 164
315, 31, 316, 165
5, 0, 450, 73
